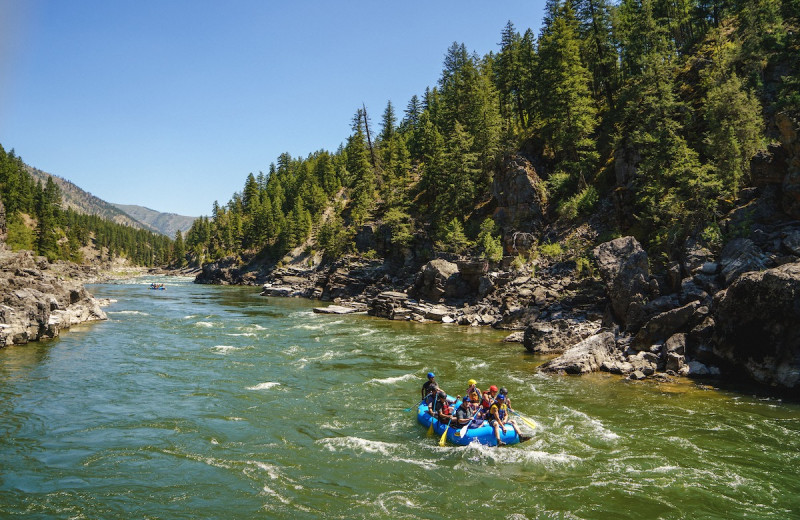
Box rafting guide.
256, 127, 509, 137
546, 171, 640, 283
417, 373, 535, 447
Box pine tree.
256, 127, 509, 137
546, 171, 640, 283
537, 1, 598, 178
173, 230, 186, 267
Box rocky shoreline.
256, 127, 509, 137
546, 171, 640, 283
0, 246, 110, 347
197, 112, 800, 395
0, 200, 110, 348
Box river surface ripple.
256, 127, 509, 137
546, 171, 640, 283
1, 276, 799, 519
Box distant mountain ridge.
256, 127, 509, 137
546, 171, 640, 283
111, 204, 196, 238
25, 166, 145, 229
25, 166, 196, 237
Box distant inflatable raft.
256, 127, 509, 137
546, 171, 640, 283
417, 400, 531, 446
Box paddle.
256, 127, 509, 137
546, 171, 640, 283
426, 392, 436, 435
511, 410, 537, 430
438, 399, 456, 446
458, 397, 492, 438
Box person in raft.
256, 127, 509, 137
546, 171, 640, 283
488, 393, 521, 445
431, 391, 455, 423
422, 372, 438, 401
457, 395, 485, 428
466, 379, 482, 401
480, 385, 499, 417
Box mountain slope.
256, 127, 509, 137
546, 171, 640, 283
26, 166, 146, 230
112, 204, 196, 237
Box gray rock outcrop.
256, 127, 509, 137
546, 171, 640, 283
492, 154, 546, 231
539, 332, 618, 374
593, 237, 651, 331
713, 261, 800, 391
0, 249, 107, 347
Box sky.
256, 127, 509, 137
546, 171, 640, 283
0, 0, 545, 217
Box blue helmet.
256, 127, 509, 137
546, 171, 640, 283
427, 372, 435, 379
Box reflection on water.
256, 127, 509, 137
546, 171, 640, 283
0, 276, 799, 519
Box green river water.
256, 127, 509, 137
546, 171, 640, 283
1, 276, 799, 519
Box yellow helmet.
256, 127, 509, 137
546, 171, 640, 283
468, 379, 477, 386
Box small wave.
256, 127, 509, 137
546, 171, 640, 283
261, 485, 290, 504
212, 345, 243, 354
108, 310, 150, 316
183, 315, 197, 319
247, 382, 280, 391
240, 324, 266, 331
226, 332, 257, 337
367, 373, 417, 385
295, 319, 343, 330
317, 436, 399, 457
452, 443, 582, 468
195, 321, 216, 328
248, 460, 282, 480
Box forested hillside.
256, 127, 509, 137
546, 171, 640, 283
169, 0, 800, 270
26, 166, 146, 230
0, 145, 173, 266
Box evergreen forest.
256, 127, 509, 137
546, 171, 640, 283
0, 144, 172, 266
183, 0, 800, 271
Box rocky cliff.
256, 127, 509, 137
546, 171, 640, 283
0, 204, 108, 348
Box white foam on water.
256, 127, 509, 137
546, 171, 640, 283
183, 315, 197, 319
212, 345, 240, 354
367, 373, 417, 385
283, 345, 301, 355
226, 332, 257, 337
376, 490, 422, 514
296, 319, 344, 330
565, 407, 620, 441
317, 436, 400, 457
210, 438, 219, 445
320, 420, 345, 430
453, 442, 582, 468
108, 310, 150, 316
247, 382, 280, 391
261, 485, 290, 504
226, 417, 245, 421
248, 460, 282, 480
195, 321, 216, 328
241, 324, 266, 331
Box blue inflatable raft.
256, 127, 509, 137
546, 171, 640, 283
417, 399, 530, 447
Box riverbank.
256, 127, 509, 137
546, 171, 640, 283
203, 198, 800, 396
0, 245, 111, 347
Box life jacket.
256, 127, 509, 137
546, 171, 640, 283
490, 403, 507, 421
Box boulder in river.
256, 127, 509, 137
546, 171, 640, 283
713, 261, 800, 391
538, 331, 618, 375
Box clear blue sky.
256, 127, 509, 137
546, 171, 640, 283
1, 0, 545, 217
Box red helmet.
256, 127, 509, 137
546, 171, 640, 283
489, 385, 498, 393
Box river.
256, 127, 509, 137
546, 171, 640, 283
1, 276, 799, 519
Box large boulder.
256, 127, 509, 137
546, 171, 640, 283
538, 332, 618, 375
522, 318, 601, 354
633, 301, 700, 350
713, 261, 800, 391
492, 154, 546, 230
409, 259, 459, 302
592, 237, 651, 331
719, 238, 767, 286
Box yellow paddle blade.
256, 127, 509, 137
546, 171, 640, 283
518, 415, 537, 430
427, 421, 434, 435
439, 426, 448, 446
